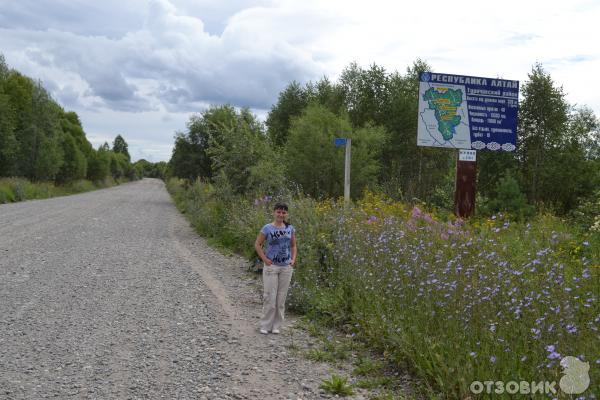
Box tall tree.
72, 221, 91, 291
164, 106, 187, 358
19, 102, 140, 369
207, 107, 272, 194
339, 62, 389, 128
87, 145, 111, 181
284, 104, 385, 198
266, 81, 308, 147
55, 132, 86, 183
305, 77, 345, 115
168, 106, 236, 181
112, 134, 130, 160
0, 55, 18, 176
518, 63, 570, 206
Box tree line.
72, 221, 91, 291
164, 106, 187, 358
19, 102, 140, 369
169, 60, 599, 219
0, 54, 145, 183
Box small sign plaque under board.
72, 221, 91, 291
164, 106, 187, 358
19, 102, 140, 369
459, 149, 477, 162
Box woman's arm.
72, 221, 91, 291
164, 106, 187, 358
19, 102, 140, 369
290, 233, 297, 266
255, 232, 272, 266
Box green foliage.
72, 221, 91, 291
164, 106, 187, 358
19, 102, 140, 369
518, 63, 570, 206
570, 189, 600, 231
247, 156, 286, 195
284, 103, 349, 198
109, 152, 131, 180
56, 132, 87, 183
305, 348, 337, 363
134, 159, 167, 179
207, 107, 273, 194
339, 62, 390, 127
483, 171, 535, 219
266, 81, 308, 147
0, 177, 112, 203
112, 134, 130, 160
356, 376, 393, 389
320, 375, 354, 396
353, 357, 384, 376
284, 104, 385, 198
0, 60, 18, 176
170, 105, 283, 196
87, 147, 112, 182
0, 184, 15, 203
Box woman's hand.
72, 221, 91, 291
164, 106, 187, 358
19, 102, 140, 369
289, 258, 296, 267
264, 258, 273, 266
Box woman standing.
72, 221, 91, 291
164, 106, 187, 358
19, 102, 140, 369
254, 202, 297, 334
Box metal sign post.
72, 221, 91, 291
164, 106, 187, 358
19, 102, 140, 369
344, 138, 351, 203
334, 138, 351, 203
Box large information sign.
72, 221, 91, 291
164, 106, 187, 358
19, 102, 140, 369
417, 72, 518, 151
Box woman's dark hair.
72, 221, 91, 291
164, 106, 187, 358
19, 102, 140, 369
273, 202, 288, 211
273, 202, 290, 226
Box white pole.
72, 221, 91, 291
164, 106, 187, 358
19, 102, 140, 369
344, 138, 351, 203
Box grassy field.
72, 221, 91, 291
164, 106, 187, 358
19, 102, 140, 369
0, 177, 127, 204
167, 178, 599, 399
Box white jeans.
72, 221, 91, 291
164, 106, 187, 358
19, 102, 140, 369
260, 264, 293, 331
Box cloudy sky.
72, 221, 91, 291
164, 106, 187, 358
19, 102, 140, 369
1, 0, 599, 162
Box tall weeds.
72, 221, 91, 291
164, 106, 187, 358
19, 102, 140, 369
167, 178, 599, 399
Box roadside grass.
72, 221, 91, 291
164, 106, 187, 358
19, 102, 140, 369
320, 374, 354, 396
353, 357, 384, 376
355, 376, 393, 389
0, 177, 123, 204
166, 178, 600, 399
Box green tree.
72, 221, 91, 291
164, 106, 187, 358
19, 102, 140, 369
266, 81, 308, 147
60, 111, 93, 159
339, 62, 389, 128
0, 55, 18, 176
518, 63, 570, 206
87, 146, 111, 181
112, 134, 130, 160
169, 106, 230, 181
207, 107, 274, 194
546, 106, 600, 213
284, 104, 385, 198
55, 132, 86, 183
305, 77, 345, 115
485, 171, 534, 219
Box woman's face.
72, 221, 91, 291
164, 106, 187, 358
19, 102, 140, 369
273, 208, 288, 222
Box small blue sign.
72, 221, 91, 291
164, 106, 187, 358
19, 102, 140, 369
334, 138, 347, 147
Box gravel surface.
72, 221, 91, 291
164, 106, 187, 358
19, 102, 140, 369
0, 179, 370, 400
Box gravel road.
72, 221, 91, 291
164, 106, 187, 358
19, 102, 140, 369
0, 179, 367, 400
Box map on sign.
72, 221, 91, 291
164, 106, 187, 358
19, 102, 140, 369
419, 84, 471, 148
417, 72, 519, 152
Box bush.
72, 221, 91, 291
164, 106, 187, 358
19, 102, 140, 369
0, 184, 15, 203
570, 189, 600, 232
482, 172, 535, 220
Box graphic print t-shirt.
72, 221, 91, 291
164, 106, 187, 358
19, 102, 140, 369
261, 223, 295, 266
